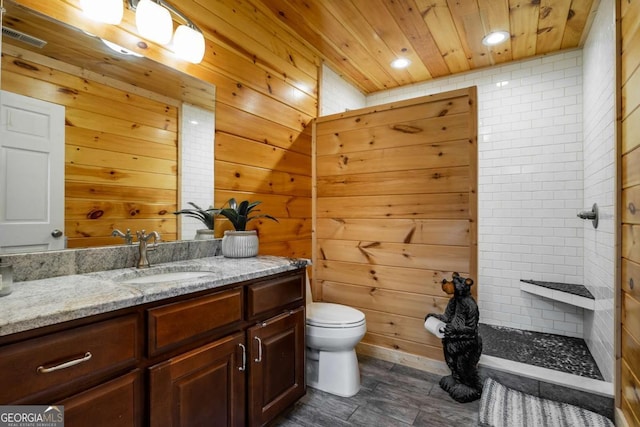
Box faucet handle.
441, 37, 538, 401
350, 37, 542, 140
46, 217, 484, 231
112, 228, 133, 245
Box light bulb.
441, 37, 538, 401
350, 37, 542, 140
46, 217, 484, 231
482, 31, 510, 46
173, 25, 205, 63
391, 58, 411, 69
80, 0, 123, 25
136, 0, 173, 45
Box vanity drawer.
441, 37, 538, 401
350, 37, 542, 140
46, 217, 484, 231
0, 314, 139, 404
147, 287, 243, 356
247, 272, 304, 320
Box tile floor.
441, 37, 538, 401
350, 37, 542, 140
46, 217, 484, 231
271, 355, 480, 427
272, 325, 614, 426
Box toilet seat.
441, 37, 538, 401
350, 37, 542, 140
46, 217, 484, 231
306, 302, 365, 328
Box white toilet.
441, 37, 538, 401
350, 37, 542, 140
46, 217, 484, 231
305, 276, 366, 397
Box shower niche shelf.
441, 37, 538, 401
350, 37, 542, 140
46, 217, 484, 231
520, 280, 595, 310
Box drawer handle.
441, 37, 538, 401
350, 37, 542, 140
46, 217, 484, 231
254, 336, 262, 363
260, 310, 294, 328
37, 352, 92, 374
238, 343, 246, 371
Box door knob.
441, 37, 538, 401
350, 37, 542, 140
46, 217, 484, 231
51, 229, 63, 238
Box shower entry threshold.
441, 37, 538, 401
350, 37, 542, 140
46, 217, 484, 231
478, 323, 613, 397
479, 355, 613, 397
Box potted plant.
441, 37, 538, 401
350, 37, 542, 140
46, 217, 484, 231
173, 202, 219, 240
218, 198, 278, 257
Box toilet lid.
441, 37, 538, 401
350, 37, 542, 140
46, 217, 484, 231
306, 302, 365, 327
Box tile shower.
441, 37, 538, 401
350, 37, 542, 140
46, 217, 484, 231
321, 0, 615, 386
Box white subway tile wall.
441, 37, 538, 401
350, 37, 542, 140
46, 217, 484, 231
363, 49, 588, 339
319, 64, 366, 116
180, 104, 215, 240
581, 0, 615, 382
319, 2, 614, 380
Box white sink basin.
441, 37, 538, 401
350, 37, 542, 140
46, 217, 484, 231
119, 271, 213, 284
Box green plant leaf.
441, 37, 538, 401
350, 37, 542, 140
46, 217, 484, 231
174, 202, 219, 230
218, 198, 278, 231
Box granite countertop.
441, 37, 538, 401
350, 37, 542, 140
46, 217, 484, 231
0, 256, 308, 337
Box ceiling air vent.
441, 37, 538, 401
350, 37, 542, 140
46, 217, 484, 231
1, 27, 47, 48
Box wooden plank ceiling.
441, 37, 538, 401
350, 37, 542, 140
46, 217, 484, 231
3, 0, 599, 97
261, 0, 599, 94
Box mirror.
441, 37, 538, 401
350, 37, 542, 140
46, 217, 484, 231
1, 0, 216, 253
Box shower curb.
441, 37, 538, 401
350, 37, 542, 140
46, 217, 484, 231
479, 355, 614, 420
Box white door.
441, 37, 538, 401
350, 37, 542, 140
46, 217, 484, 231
0, 91, 65, 253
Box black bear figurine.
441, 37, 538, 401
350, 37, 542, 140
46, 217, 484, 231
426, 272, 483, 403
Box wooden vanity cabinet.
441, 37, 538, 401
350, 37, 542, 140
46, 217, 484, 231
248, 306, 305, 427
0, 313, 143, 426
0, 268, 306, 427
148, 268, 306, 427
146, 287, 243, 357
149, 332, 246, 427
59, 370, 143, 427
0, 314, 141, 405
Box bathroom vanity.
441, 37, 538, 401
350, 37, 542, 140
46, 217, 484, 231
0, 255, 307, 427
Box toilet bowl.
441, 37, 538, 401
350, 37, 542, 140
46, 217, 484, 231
305, 277, 366, 397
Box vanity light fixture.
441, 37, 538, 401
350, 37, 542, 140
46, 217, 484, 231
482, 30, 510, 46
173, 24, 205, 63
80, 0, 124, 25
127, 0, 206, 63
135, 0, 173, 45
390, 57, 411, 69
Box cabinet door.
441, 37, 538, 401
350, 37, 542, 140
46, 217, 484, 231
149, 332, 246, 427
248, 306, 305, 427
59, 370, 142, 427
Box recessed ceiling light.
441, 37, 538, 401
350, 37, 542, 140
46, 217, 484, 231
391, 58, 411, 69
482, 31, 510, 46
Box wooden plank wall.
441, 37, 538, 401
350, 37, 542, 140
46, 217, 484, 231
620, 0, 640, 424
314, 88, 478, 361
168, 0, 316, 259
1, 45, 179, 248
12, 0, 317, 258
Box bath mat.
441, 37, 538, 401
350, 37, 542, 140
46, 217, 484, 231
478, 378, 613, 427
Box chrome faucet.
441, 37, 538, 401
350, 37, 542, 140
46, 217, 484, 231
112, 228, 133, 245
136, 230, 161, 268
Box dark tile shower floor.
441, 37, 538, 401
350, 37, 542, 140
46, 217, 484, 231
479, 323, 604, 381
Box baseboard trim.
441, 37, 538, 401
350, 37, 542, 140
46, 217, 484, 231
615, 408, 631, 427
356, 342, 449, 376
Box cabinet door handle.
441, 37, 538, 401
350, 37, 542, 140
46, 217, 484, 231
238, 343, 246, 371
254, 336, 262, 363
36, 352, 92, 374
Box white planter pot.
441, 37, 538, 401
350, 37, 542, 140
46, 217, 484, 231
221, 230, 259, 258
195, 229, 216, 240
